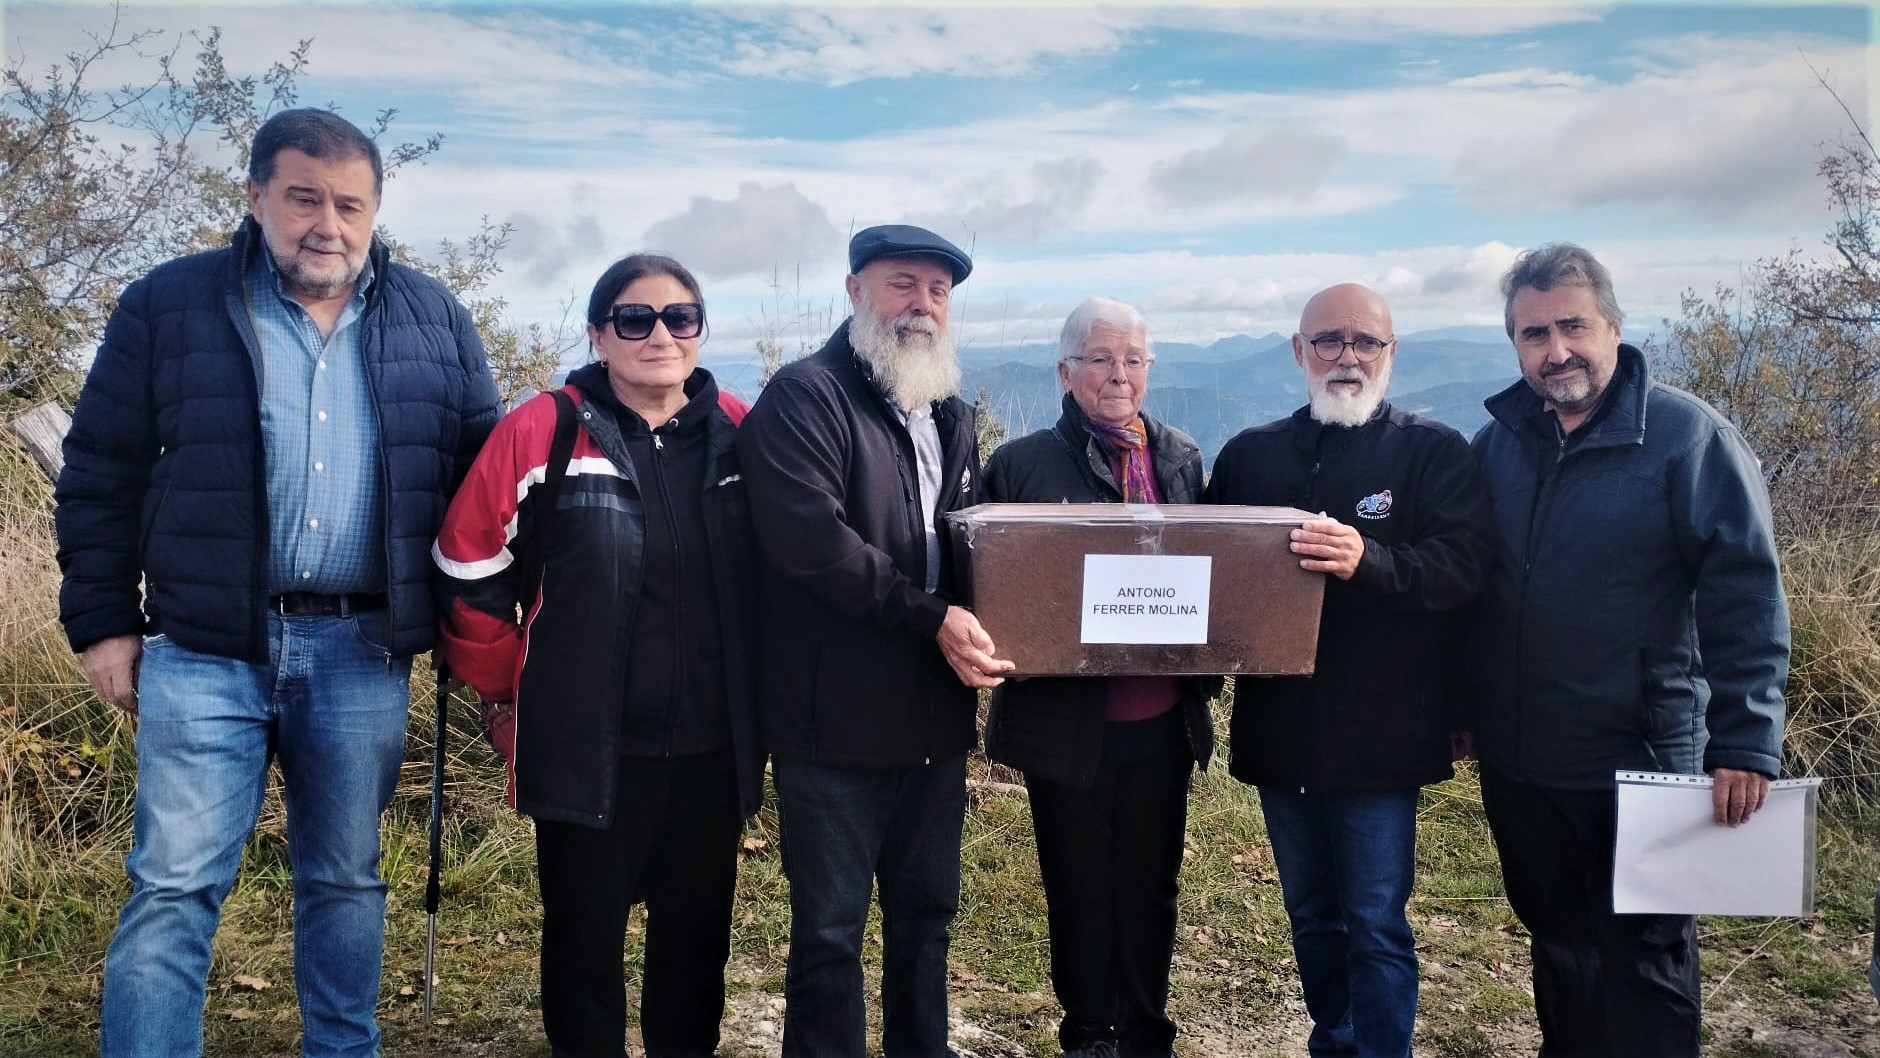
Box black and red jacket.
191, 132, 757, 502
433, 363, 764, 826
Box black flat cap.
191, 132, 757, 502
848, 224, 972, 284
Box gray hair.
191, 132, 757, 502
249, 108, 384, 199
1500, 243, 1624, 338
1057, 296, 1152, 364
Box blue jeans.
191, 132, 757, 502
100, 610, 413, 1058
772, 753, 967, 1058
1259, 788, 1420, 1058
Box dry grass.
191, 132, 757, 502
2, 429, 1877, 1056
1779, 525, 1880, 811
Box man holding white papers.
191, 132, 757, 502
1470, 244, 1790, 1057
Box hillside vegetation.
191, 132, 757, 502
4, 17, 1878, 1058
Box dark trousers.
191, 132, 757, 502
1480, 766, 1701, 1058
1026, 708, 1192, 1057
772, 752, 968, 1058
534, 749, 742, 1058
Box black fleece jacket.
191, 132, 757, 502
736, 320, 982, 768
980, 393, 1219, 788
1206, 401, 1495, 793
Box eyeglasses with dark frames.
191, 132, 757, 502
598, 302, 705, 341
1307, 335, 1393, 362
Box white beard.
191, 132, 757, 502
1308, 359, 1391, 428
850, 297, 961, 410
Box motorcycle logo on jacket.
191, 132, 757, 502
1355, 490, 1393, 520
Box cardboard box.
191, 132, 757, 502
946, 503, 1325, 676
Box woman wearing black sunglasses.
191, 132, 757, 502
434, 253, 764, 1057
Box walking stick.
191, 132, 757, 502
424, 659, 448, 1023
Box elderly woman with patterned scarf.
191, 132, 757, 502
980, 297, 1218, 1058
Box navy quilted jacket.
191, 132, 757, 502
55, 218, 502, 662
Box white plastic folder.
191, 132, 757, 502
1612, 771, 1823, 916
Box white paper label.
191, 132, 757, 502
1080, 554, 1212, 644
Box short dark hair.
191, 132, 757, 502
249, 108, 383, 198
587, 253, 706, 329
1500, 243, 1624, 338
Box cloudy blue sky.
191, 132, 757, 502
6, 1, 1873, 365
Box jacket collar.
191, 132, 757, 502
1054, 389, 1174, 449
1287, 400, 1392, 458
1052, 391, 1194, 498
1484, 343, 1649, 452
568, 360, 722, 437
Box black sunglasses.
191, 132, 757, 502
598, 302, 705, 341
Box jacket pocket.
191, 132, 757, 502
138, 481, 173, 566
1635, 647, 1665, 770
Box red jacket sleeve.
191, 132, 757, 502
431, 389, 571, 703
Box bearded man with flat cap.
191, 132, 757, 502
738, 223, 1014, 1057
1206, 283, 1494, 1058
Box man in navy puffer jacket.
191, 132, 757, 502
54, 108, 499, 1058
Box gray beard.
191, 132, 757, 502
1307, 361, 1391, 428
1527, 359, 1599, 413
266, 238, 363, 302
850, 307, 961, 410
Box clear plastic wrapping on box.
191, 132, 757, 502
945, 503, 1325, 676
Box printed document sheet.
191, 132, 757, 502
1612, 771, 1822, 916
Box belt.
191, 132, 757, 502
269, 591, 389, 616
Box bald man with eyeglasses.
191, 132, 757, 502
1204, 283, 1496, 1058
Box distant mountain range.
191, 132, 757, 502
953, 328, 1522, 465
655, 326, 1548, 467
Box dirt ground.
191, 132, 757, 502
366, 943, 1880, 1058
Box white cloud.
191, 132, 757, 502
1448, 68, 1598, 90
1152, 5, 1603, 43
5, 5, 669, 136
703, 5, 1600, 87
1149, 122, 1346, 207
717, 7, 1143, 85
641, 182, 843, 281
928, 157, 1104, 243
1449, 41, 1865, 219
1423, 242, 1522, 297
7, 3, 1866, 356
961, 236, 1809, 345
503, 211, 608, 288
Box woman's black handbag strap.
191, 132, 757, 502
515, 388, 579, 617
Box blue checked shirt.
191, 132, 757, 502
246, 248, 386, 595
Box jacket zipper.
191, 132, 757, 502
892, 439, 935, 766
654, 420, 683, 755
363, 320, 394, 670
226, 251, 275, 664
1511, 424, 1569, 780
